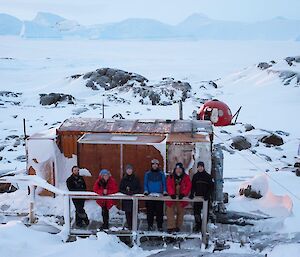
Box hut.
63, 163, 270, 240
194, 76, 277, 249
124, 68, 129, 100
26, 118, 213, 194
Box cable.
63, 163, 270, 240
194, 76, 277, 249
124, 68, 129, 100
213, 130, 300, 202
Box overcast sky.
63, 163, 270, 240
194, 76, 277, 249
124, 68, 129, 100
1, 0, 300, 25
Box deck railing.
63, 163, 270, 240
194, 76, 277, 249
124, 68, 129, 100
0, 175, 208, 245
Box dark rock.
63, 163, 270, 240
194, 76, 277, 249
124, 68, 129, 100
0, 146, 5, 152
5, 135, 19, 140
257, 62, 272, 70
239, 185, 262, 199
96, 68, 108, 76
13, 139, 21, 147
106, 68, 117, 77
82, 71, 94, 79
112, 113, 125, 119
244, 123, 255, 132
260, 134, 284, 146
0, 156, 2, 161
231, 136, 251, 151
0, 91, 22, 97
69, 74, 82, 79
285, 56, 295, 66
86, 80, 99, 90
15, 155, 26, 162
39, 93, 75, 106
209, 81, 218, 88
149, 91, 161, 105
275, 130, 290, 136
259, 153, 272, 162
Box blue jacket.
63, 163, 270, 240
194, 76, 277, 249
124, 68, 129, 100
144, 169, 167, 194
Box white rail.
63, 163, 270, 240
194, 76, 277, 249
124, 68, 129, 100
0, 175, 208, 245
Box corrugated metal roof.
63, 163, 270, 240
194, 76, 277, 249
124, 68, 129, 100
57, 118, 213, 135
78, 133, 166, 144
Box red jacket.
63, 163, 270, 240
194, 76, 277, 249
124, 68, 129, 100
166, 173, 192, 208
93, 176, 118, 209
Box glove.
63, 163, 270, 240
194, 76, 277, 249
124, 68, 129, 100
189, 194, 194, 200
178, 194, 184, 200
163, 191, 168, 196
144, 191, 149, 196
170, 195, 176, 199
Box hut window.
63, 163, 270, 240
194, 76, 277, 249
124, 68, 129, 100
111, 136, 138, 141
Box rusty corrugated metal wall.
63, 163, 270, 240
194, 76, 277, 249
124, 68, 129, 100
78, 143, 164, 191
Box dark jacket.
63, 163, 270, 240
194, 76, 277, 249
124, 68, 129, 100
66, 174, 86, 191
190, 170, 213, 200
119, 174, 141, 212
144, 169, 166, 194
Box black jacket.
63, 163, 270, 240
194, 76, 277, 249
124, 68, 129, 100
190, 170, 213, 200
119, 174, 141, 212
66, 174, 87, 191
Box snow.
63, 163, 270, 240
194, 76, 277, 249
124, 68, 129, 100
0, 221, 153, 257
0, 36, 300, 255
267, 244, 300, 257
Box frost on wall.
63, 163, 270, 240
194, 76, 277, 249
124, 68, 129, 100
27, 133, 78, 193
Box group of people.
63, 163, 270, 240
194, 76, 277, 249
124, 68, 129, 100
66, 159, 213, 233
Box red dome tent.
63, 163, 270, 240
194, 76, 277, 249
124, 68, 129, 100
197, 99, 233, 126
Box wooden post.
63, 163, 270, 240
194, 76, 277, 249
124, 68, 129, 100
63, 195, 71, 237
132, 197, 139, 245
179, 100, 183, 120
102, 100, 105, 119
201, 199, 209, 246
29, 185, 35, 224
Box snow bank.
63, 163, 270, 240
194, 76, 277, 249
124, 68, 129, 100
239, 174, 269, 196
267, 244, 300, 257
228, 174, 293, 218
0, 221, 153, 257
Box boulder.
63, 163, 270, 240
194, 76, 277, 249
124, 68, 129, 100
149, 91, 161, 105
260, 134, 284, 146
209, 80, 218, 88
239, 185, 262, 199
231, 136, 251, 151
257, 62, 272, 70
39, 93, 75, 106
0, 91, 22, 97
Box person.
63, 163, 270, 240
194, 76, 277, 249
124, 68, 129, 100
166, 162, 191, 233
189, 161, 213, 232
66, 166, 89, 227
119, 164, 141, 230
144, 159, 168, 231
93, 169, 118, 230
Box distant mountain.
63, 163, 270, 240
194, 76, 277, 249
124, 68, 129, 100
0, 13, 22, 35
96, 18, 174, 39
1, 12, 300, 40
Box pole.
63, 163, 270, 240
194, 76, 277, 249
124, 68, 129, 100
29, 185, 35, 224
201, 199, 209, 246
179, 100, 183, 120
63, 195, 71, 237
132, 197, 139, 245
102, 100, 105, 119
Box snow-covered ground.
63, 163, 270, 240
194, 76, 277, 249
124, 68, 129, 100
1, 38, 300, 256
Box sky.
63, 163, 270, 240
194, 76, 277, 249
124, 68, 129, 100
1, 0, 300, 25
